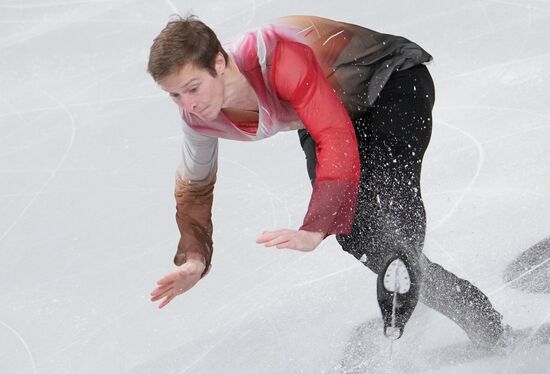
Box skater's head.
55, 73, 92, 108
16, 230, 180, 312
148, 15, 229, 120
147, 15, 229, 82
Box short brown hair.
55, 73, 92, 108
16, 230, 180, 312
147, 15, 228, 82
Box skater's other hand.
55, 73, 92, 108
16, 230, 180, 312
256, 229, 325, 251
150, 259, 205, 309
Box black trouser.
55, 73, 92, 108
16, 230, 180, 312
299, 64, 503, 346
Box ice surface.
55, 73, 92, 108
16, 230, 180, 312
1, 0, 550, 373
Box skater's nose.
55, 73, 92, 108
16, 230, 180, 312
178, 95, 197, 112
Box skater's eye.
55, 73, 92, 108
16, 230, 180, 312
169, 92, 179, 98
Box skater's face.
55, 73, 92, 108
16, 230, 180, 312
160, 53, 226, 121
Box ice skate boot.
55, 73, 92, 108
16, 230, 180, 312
377, 252, 420, 340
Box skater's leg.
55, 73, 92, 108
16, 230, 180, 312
300, 65, 432, 336
419, 256, 504, 346
297, 64, 505, 345
336, 64, 433, 275
335, 129, 426, 337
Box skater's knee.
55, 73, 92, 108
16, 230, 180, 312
336, 235, 382, 273
337, 235, 421, 275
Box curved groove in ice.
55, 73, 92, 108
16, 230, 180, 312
0, 320, 38, 374
0, 92, 76, 244
430, 119, 485, 231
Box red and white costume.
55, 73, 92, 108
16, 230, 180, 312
173, 17, 431, 274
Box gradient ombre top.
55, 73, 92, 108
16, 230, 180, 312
175, 16, 432, 257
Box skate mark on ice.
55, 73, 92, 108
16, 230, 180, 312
0, 92, 75, 245
294, 263, 361, 287
0, 320, 38, 374
339, 314, 550, 374
430, 120, 484, 231
338, 318, 426, 374
0, 0, 134, 49
487, 236, 550, 296
0, 0, 127, 9
164, 0, 179, 13
503, 319, 550, 374
439, 104, 550, 121
178, 310, 258, 374
212, 0, 272, 30
338, 319, 393, 374
242, 0, 258, 28
438, 104, 550, 145
501, 236, 550, 294
418, 322, 550, 374
207, 254, 307, 319
419, 322, 549, 374
131, 298, 281, 374
440, 51, 550, 83
482, 0, 550, 14
428, 237, 472, 279
224, 159, 288, 227
0, 94, 164, 119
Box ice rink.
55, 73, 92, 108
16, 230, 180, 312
1, 0, 550, 373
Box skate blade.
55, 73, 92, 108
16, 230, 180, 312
383, 259, 411, 294
384, 326, 403, 340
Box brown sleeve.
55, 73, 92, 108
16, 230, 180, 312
173, 171, 216, 278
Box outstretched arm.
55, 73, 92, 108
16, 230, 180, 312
257, 39, 360, 250
256, 229, 325, 251
151, 125, 218, 308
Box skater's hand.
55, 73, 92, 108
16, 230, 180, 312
150, 258, 205, 309
256, 229, 325, 251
